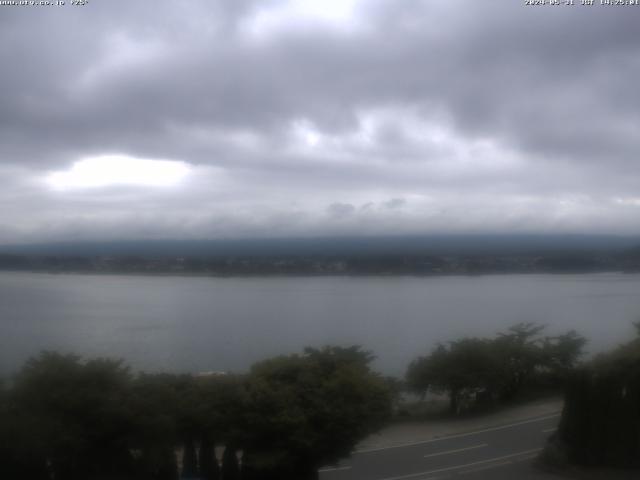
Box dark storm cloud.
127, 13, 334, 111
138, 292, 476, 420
1, 0, 640, 242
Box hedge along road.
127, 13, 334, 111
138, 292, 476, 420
318, 412, 564, 480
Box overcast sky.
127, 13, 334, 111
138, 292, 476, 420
2, 0, 640, 244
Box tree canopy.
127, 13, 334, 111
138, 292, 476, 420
407, 323, 586, 413
548, 326, 640, 468
242, 346, 392, 479
0, 346, 392, 480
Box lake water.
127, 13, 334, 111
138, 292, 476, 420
1, 271, 639, 377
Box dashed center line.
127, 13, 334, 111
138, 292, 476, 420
319, 466, 352, 473
356, 413, 560, 454
423, 443, 488, 459
375, 448, 543, 480
458, 460, 512, 475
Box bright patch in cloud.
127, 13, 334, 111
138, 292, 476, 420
242, 0, 363, 37
46, 155, 190, 190
614, 197, 640, 206
292, 119, 322, 148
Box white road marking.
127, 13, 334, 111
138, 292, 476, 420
319, 466, 352, 473
356, 413, 560, 454
375, 448, 543, 480
458, 452, 539, 475
423, 443, 488, 459
458, 460, 512, 475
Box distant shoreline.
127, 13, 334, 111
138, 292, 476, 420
1, 246, 639, 278
0, 267, 634, 279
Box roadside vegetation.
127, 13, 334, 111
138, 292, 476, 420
0, 346, 391, 480
542, 323, 640, 471
405, 323, 586, 415
5, 322, 639, 479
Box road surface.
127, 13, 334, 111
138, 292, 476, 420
319, 412, 562, 480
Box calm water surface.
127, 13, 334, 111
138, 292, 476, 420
1, 272, 639, 376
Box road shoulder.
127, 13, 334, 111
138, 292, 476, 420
357, 397, 563, 453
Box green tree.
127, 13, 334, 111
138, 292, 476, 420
0, 378, 49, 479
198, 434, 220, 480
493, 322, 546, 400
542, 330, 587, 376
129, 373, 185, 480
549, 330, 640, 468
407, 338, 502, 413
221, 446, 240, 479
196, 374, 248, 451
407, 323, 587, 412
241, 346, 392, 479
11, 352, 136, 480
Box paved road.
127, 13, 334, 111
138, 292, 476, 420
319, 413, 563, 480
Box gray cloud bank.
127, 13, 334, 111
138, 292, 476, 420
2, 0, 640, 244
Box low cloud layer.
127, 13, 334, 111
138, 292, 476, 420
2, 0, 640, 244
